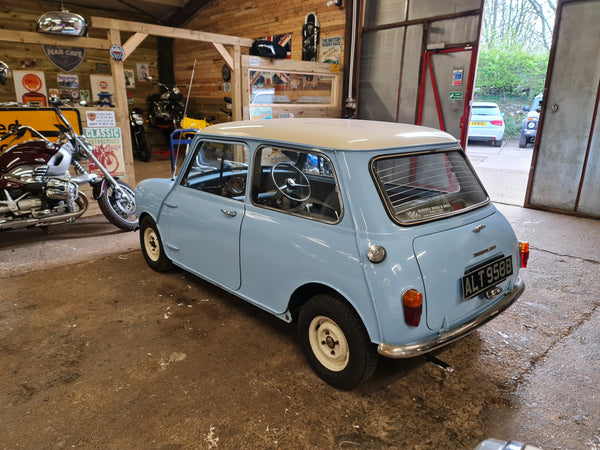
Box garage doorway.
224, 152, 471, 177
525, 0, 600, 218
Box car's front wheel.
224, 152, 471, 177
298, 294, 377, 390
519, 133, 528, 148
140, 216, 174, 272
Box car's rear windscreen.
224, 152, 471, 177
472, 106, 500, 116
371, 150, 489, 225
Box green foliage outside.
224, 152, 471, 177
474, 48, 549, 137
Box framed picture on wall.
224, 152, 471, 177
124, 70, 135, 89
13, 70, 48, 107
136, 63, 150, 81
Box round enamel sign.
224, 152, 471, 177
109, 45, 125, 62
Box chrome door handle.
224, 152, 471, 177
220, 209, 237, 217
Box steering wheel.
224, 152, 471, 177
271, 162, 311, 202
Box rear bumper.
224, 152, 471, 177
468, 127, 504, 141
377, 277, 525, 358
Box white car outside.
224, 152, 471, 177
468, 102, 505, 147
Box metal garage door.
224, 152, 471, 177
525, 0, 600, 218
357, 0, 484, 148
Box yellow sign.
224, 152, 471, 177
331, 64, 340, 73
0, 107, 82, 152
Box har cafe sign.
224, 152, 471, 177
42, 45, 85, 72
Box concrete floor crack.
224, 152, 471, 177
531, 245, 600, 265
509, 302, 599, 387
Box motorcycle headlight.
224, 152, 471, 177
132, 113, 144, 125
172, 87, 180, 95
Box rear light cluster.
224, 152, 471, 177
520, 241, 530, 268
490, 120, 504, 126
403, 289, 423, 327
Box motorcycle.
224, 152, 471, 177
130, 107, 152, 162
146, 82, 184, 129
0, 95, 138, 232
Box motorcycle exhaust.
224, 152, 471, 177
0, 193, 89, 231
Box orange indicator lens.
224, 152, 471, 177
403, 289, 423, 327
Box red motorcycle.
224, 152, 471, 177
0, 96, 137, 232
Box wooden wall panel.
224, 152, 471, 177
0, 1, 158, 112
174, 1, 347, 120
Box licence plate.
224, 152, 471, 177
470, 121, 486, 126
461, 255, 513, 300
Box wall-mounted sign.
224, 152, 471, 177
449, 91, 463, 101
90, 74, 115, 108
250, 106, 272, 120
83, 127, 125, 177
86, 110, 116, 128
42, 45, 85, 73
109, 45, 125, 62
452, 69, 463, 86
136, 63, 149, 81
124, 70, 135, 88
95, 63, 110, 74
0, 107, 81, 151
13, 70, 48, 106
321, 36, 342, 64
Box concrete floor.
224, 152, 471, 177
1, 140, 599, 449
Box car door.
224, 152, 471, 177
162, 139, 250, 290
239, 145, 365, 314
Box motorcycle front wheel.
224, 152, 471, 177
97, 180, 138, 231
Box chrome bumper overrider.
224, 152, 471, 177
377, 277, 525, 358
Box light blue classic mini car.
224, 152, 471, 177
136, 119, 528, 390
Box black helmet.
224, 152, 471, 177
0, 61, 8, 86
249, 40, 287, 59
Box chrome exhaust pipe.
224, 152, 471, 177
0, 193, 88, 231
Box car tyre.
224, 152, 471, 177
519, 133, 528, 148
298, 294, 377, 390
493, 139, 503, 147
140, 216, 174, 272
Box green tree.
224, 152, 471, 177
476, 48, 548, 98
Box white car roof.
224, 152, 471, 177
472, 102, 499, 107
199, 118, 458, 151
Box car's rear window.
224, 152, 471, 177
371, 150, 489, 225
472, 105, 500, 116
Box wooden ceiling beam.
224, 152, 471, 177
91, 16, 253, 47
121, 32, 149, 61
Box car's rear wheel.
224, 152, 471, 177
140, 216, 174, 272
493, 139, 503, 147
298, 294, 377, 390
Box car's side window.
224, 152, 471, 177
250, 146, 342, 223
181, 140, 249, 200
